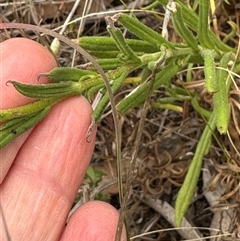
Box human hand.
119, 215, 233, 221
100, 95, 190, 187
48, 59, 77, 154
0, 38, 125, 241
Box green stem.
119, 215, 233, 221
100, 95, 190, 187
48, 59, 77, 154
0, 106, 52, 149
0, 98, 64, 122
117, 58, 184, 114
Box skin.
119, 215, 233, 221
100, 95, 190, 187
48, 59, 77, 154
0, 38, 126, 241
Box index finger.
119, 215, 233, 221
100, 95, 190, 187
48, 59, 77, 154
0, 37, 57, 182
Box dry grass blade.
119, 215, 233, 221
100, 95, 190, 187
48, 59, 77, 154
0, 202, 12, 241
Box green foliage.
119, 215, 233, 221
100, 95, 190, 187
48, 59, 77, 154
1, 0, 239, 227
85, 166, 106, 187
84, 166, 109, 202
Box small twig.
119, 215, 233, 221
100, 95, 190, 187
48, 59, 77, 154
0, 201, 12, 241
115, 48, 167, 241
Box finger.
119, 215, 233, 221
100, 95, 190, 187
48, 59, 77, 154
1, 38, 57, 109
60, 201, 127, 241
0, 38, 57, 182
0, 96, 96, 241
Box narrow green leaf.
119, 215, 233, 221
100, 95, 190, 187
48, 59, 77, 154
197, 0, 215, 49
168, 2, 198, 51
0, 98, 62, 122
199, 47, 217, 93
213, 53, 231, 134
175, 112, 216, 226
0, 106, 51, 149
44, 67, 97, 83
8, 81, 81, 98
79, 36, 159, 55
175, 0, 233, 52
107, 23, 141, 63
117, 13, 175, 49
